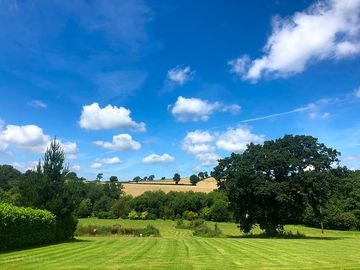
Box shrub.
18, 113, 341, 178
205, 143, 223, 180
75, 224, 160, 237
0, 203, 57, 250
193, 224, 223, 238
183, 210, 198, 220
128, 210, 139, 220
140, 210, 148, 220
96, 211, 117, 219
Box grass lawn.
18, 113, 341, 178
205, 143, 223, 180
1, 218, 360, 269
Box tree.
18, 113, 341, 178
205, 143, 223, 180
204, 171, 209, 178
173, 173, 181, 185
190, 174, 199, 186
40, 138, 77, 240
148, 175, 155, 181
161, 177, 166, 180
0, 165, 21, 191
77, 198, 92, 217
109, 176, 118, 182
212, 135, 339, 235
133, 176, 141, 183
198, 172, 204, 180
96, 173, 103, 181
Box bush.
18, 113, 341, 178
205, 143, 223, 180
183, 210, 198, 220
0, 203, 57, 250
128, 210, 139, 220
75, 224, 160, 237
193, 224, 223, 238
96, 211, 117, 219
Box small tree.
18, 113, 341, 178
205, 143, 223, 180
96, 173, 103, 181
133, 176, 141, 183
161, 177, 166, 180
190, 174, 199, 186
128, 210, 139, 220
173, 173, 181, 185
77, 198, 92, 217
148, 175, 155, 181
204, 171, 209, 178
109, 176, 118, 182
198, 172, 204, 180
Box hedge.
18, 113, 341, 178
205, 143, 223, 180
0, 203, 57, 250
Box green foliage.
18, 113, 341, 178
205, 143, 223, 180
109, 176, 118, 182
183, 210, 198, 220
76, 198, 92, 218
0, 203, 57, 250
96, 211, 117, 219
140, 210, 149, 220
173, 173, 181, 185
128, 210, 139, 220
111, 195, 133, 218
189, 174, 199, 185
213, 135, 340, 235
209, 200, 230, 222
192, 223, 223, 237
0, 164, 21, 191
75, 224, 160, 237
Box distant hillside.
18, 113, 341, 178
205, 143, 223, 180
122, 177, 217, 196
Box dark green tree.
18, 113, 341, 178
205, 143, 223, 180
198, 172, 204, 180
133, 176, 141, 183
148, 175, 155, 181
96, 173, 103, 181
173, 173, 181, 185
190, 174, 200, 186
212, 135, 339, 235
109, 176, 118, 182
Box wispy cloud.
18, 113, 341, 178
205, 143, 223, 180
28, 100, 47, 109
240, 107, 309, 123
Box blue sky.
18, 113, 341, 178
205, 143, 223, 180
0, 0, 360, 180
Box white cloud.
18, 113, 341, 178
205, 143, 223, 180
28, 100, 47, 109
182, 126, 263, 166
167, 66, 194, 85
216, 126, 265, 153
170, 96, 240, 122
94, 134, 141, 151
183, 130, 214, 144
195, 152, 220, 166
355, 87, 360, 98
79, 102, 146, 131
99, 157, 122, 164
90, 162, 103, 169
229, 0, 360, 81
308, 112, 331, 120
71, 165, 81, 172
142, 153, 175, 164
62, 142, 79, 160
0, 124, 50, 153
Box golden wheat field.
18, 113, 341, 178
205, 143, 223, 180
122, 177, 217, 196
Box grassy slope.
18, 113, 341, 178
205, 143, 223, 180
1, 219, 360, 270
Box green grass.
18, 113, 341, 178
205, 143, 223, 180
1, 218, 360, 269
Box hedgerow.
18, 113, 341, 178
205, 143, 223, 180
0, 203, 57, 250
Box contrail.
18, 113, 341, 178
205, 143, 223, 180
240, 106, 310, 123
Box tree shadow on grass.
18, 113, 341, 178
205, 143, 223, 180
0, 238, 93, 254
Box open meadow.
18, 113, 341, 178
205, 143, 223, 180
122, 177, 217, 196
1, 218, 360, 270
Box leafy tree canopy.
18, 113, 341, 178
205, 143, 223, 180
212, 134, 340, 235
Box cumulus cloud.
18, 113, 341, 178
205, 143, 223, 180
167, 66, 194, 86
90, 162, 103, 169
216, 126, 265, 153
182, 126, 263, 166
94, 134, 141, 151
99, 157, 122, 164
0, 123, 79, 161
0, 124, 50, 153
229, 0, 360, 81
28, 100, 47, 109
62, 142, 79, 160
142, 153, 175, 164
79, 102, 146, 131
170, 96, 240, 122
